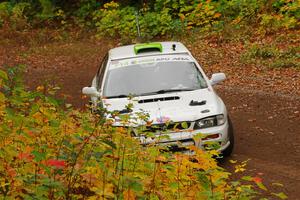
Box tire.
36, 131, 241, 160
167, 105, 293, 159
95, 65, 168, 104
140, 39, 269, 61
222, 116, 234, 157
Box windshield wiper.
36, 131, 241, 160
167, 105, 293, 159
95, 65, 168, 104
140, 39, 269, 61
106, 89, 196, 98
140, 88, 195, 96
106, 94, 128, 99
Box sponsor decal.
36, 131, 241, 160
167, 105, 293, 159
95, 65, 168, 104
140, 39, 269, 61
156, 116, 171, 123
110, 56, 192, 69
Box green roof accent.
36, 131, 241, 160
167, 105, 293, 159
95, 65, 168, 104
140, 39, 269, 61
134, 43, 163, 54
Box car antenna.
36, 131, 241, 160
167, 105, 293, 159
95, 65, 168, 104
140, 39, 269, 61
135, 10, 142, 42
172, 44, 176, 51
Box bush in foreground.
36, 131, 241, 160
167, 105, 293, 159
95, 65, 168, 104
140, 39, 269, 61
0, 66, 286, 199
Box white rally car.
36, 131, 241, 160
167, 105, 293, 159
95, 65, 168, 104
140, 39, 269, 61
82, 42, 234, 156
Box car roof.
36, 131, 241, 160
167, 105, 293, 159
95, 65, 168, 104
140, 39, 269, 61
108, 42, 190, 60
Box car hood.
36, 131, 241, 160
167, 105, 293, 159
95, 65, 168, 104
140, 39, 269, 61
103, 88, 225, 125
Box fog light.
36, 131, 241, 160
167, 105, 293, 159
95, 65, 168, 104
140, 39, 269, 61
203, 133, 220, 140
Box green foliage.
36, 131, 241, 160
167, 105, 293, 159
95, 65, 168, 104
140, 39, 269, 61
90, 0, 300, 41
218, 0, 263, 22
37, 0, 54, 19
93, 2, 137, 40
258, 0, 300, 34
0, 2, 12, 19
92, 2, 176, 42
0, 66, 283, 199
1, 0, 299, 39
140, 9, 174, 39
244, 44, 278, 59
241, 43, 300, 68
92, 1, 222, 41
0, 2, 10, 27
0, 2, 31, 29
74, 0, 99, 27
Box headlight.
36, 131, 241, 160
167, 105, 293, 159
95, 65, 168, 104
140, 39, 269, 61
194, 114, 225, 129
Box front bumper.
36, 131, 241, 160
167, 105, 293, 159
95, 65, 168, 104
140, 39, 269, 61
136, 121, 230, 153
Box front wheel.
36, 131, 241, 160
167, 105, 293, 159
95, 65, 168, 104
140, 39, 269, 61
222, 116, 234, 157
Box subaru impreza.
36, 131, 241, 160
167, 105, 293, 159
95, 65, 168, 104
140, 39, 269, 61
82, 42, 234, 156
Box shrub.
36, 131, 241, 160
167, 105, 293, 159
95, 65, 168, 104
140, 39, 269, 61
0, 2, 12, 19
93, 2, 136, 40
93, 2, 175, 42
242, 43, 278, 59
92, 1, 222, 42
0, 2, 31, 29
217, 0, 264, 25
241, 43, 300, 68
258, 0, 300, 34
270, 58, 300, 68
1, 0, 300, 38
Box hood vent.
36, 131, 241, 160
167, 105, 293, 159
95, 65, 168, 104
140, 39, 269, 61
189, 100, 206, 106
138, 96, 180, 104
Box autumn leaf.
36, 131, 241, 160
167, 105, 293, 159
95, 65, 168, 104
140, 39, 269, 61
272, 192, 288, 199
36, 85, 45, 92
252, 176, 262, 183
47, 159, 66, 169
272, 182, 284, 187
256, 182, 267, 191
123, 189, 136, 200
213, 13, 221, 18
18, 152, 34, 162
229, 159, 237, 164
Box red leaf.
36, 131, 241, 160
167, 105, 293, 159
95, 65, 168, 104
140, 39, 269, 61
47, 159, 66, 168
252, 176, 262, 183
18, 152, 34, 161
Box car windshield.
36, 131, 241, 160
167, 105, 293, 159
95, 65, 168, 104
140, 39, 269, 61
103, 61, 208, 98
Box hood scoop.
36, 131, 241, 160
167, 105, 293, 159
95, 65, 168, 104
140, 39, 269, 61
189, 100, 206, 106
138, 96, 180, 104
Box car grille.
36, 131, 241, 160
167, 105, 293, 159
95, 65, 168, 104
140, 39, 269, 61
140, 122, 192, 133
163, 139, 195, 152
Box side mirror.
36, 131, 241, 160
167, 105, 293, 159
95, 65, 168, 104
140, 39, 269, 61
82, 87, 100, 97
210, 73, 226, 86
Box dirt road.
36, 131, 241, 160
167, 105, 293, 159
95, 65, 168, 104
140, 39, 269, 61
218, 87, 300, 199
1, 40, 300, 199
